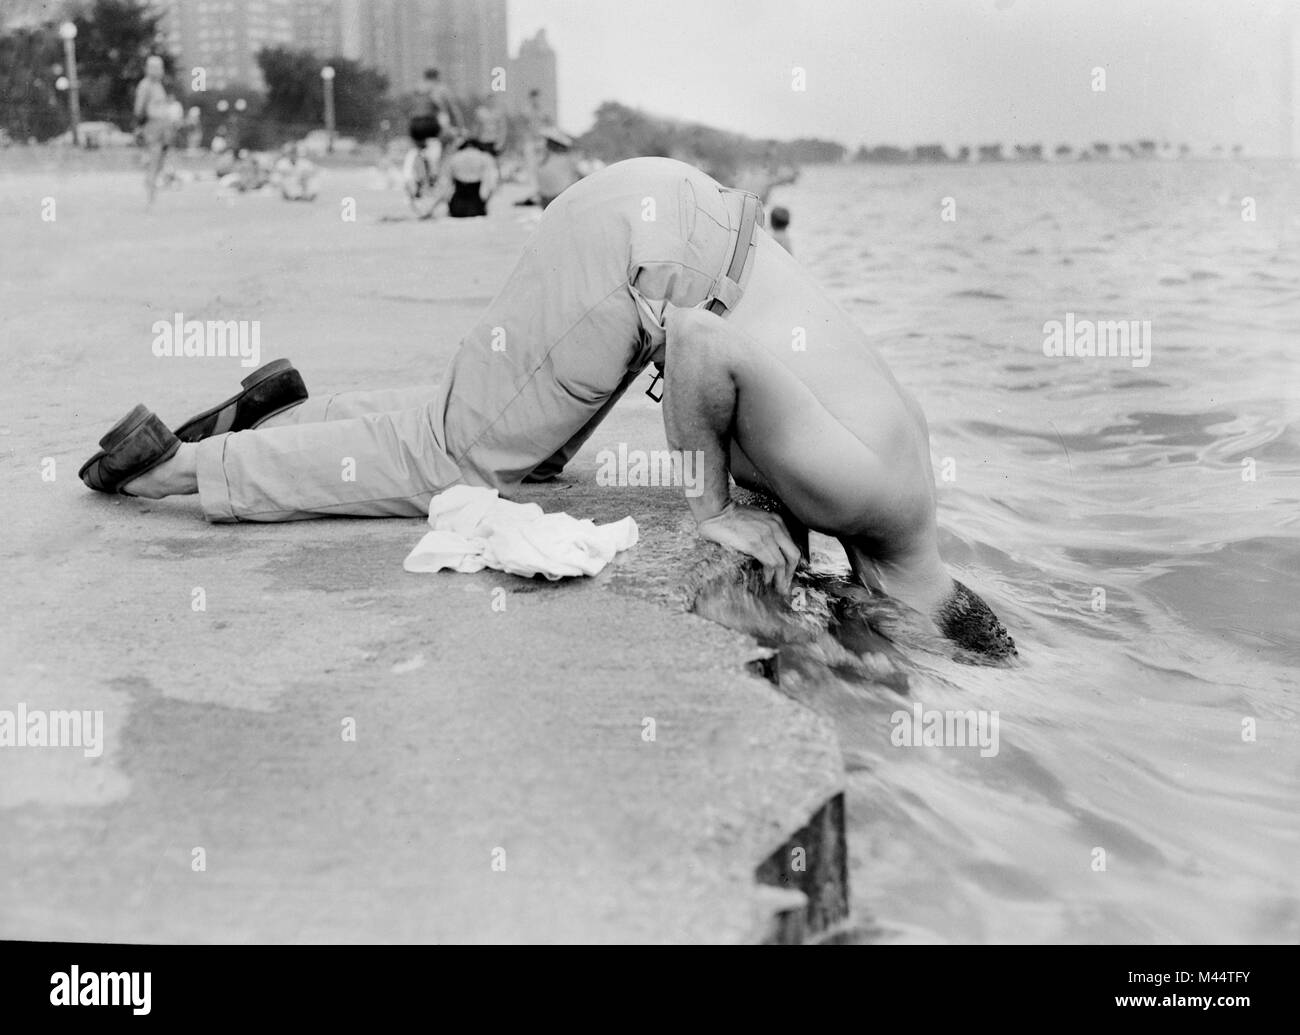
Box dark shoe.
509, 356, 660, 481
79, 405, 181, 495
173, 358, 307, 442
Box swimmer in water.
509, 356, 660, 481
77, 157, 1014, 660
133, 55, 173, 205
769, 206, 793, 254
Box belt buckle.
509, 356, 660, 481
645, 368, 664, 402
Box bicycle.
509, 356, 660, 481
403, 135, 443, 219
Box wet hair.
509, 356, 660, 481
769, 205, 790, 230
424, 68, 440, 80
935, 580, 1017, 661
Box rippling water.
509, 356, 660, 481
761, 160, 1300, 943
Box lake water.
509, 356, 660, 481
760, 160, 1299, 943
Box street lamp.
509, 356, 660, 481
234, 98, 246, 113
320, 65, 335, 154
58, 21, 81, 147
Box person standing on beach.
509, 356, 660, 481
133, 55, 174, 205
408, 67, 465, 183
423, 68, 464, 141
520, 88, 550, 204
183, 105, 202, 154
78, 156, 1015, 660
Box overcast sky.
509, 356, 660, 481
508, 0, 1298, 155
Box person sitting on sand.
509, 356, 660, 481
535, 129, 582, 210
272, 143, 320, 202
434, 138, 498, 218
77, 156, 1015, 660
218, 149, 269, 193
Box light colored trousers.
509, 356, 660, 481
194, 157, 761, 522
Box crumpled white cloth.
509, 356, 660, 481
403, 485, 639, 580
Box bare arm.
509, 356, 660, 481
662, 306, 800, 592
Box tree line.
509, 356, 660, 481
855, 140, 1243, 163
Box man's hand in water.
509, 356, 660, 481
697, 502, 801, 594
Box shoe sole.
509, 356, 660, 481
173, 358, 304, 442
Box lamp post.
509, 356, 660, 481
320, 65, 335, 154
58, 21, 81, 147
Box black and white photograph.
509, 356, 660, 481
0, 0, 1296, 992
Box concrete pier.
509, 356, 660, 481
0, 162, 846, 943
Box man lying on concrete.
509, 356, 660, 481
79, 157, 1015, 660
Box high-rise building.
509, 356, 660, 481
155, 0, 529, 108
291, 0, 341, 57
432, 0, 508, 99
160, 0, 294, 91
508, 28, 557, 125
350, 0, 506, 97
338, 0, 365, 61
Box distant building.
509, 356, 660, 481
508, 28, 557, 124
291, 0, 342, 57
1, 0, 69, 31
156, 0, 522, 104
160, 0, 294, 91
338, 0, 506, 96
338, 0, 365, 61
426, 0, 507, 98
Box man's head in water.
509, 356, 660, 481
424, 68, 440, 82
935, 580, 1017, 661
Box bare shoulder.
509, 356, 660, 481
663, 304, 733, 346
664, 304, 714, 333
